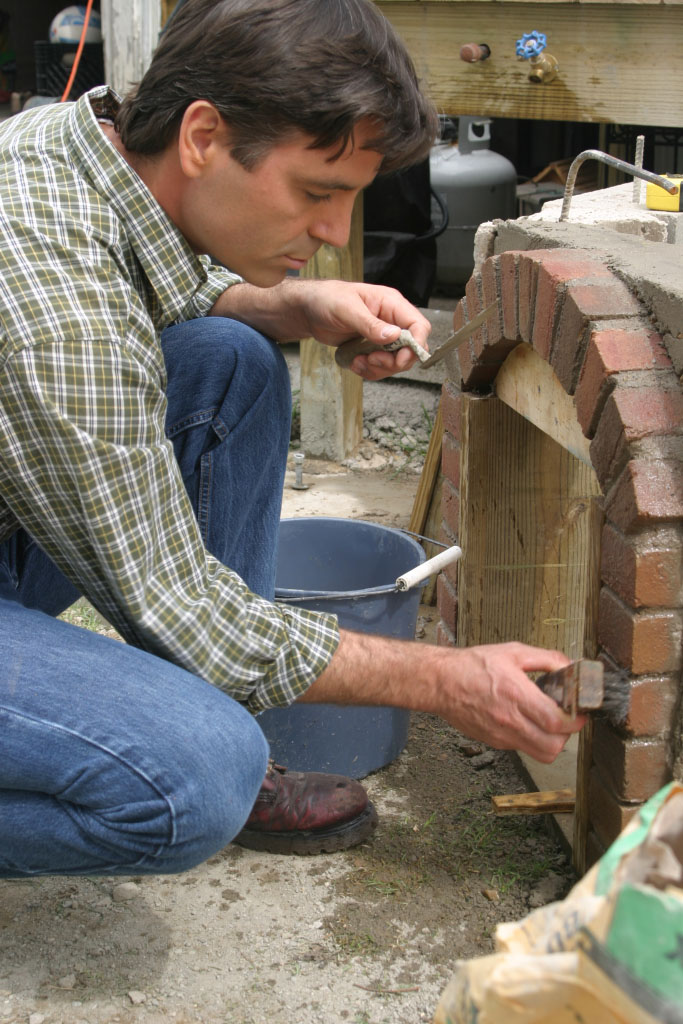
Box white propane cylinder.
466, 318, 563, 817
430, 117, 517, 293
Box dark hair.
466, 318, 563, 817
115, 0, 438, 173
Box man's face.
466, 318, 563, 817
176, 119, 383, 287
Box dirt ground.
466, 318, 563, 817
0, 372, 578, 1024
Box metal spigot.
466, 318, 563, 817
516, 31, 558, 84
527, 52, 559, 83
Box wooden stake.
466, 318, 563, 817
492, 790, 576, 816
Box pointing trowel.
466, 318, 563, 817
334, 300, 499, 371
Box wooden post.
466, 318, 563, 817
100, 0, 162, 94
298, 199, 363, 461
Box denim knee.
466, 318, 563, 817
150, 706, 269, 874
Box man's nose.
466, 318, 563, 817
309, 195, 355, 249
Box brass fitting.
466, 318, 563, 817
528, 52, 558, 83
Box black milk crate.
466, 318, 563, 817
34, 41, 105, 99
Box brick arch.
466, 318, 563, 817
438, 247, 683, 861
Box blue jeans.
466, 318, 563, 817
0, 318, 292, 877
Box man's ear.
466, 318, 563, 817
177, 100, 231, 179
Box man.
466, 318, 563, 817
0, 0, 584, 877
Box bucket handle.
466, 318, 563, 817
396, 544, 462, 591
275, 540, 463, 603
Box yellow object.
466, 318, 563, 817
646, 174, 682, 212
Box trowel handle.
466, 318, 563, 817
335, 337, 387, 369
396, 545, 463, 591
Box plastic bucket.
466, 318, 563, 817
257, 517, 426, 778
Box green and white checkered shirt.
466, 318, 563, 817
0, 87, 339, 712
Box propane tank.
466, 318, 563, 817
430, 117, 517, 293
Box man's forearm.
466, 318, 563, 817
209, 280, 311, 342
299, 629, 444, 712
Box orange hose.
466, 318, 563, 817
59, 0, 96, 102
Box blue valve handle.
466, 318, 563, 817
516, 31, 547, 58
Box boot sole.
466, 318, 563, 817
233, 802, 379, 855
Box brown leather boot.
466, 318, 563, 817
233, 762, 378, 855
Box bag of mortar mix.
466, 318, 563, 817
433, 781, 683, 1024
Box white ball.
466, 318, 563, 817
49, 6, 103, 45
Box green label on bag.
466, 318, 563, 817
607, 884, 683, 1004
596, 782, 676, 896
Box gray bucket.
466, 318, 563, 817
257, 517, 426, 778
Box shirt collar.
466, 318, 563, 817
68, 86, 211, 325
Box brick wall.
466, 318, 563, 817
437, 248, 683, 863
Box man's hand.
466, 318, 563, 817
301, 632, 586, 765
210, 278, 431, 381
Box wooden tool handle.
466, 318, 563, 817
536, 659, 604, 716
334, 337, 387, 369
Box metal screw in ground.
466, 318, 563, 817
291, 452, 309, 490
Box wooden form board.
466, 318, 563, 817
376, 1, 683, 126
457, 392, 602, 868
457, 393, 602, 656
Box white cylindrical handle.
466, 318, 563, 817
396, 545, 462, 591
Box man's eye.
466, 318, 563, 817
306, 192, 332, 203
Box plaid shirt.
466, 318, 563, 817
0, 87, 339, 712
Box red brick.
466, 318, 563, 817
437, 573, 458, 636
458, 340, 499, 391
530, 263, 565, 360
452, 300, 465, 335
516, 250, 610, 356
442, 477, 460, 538
590, 386, 683, 488
499, 251, 520, 341
600, 522, 683, 608
585, 830, 607, 871
551, 280, 642, 392
592, 722, 671, 802
575, 327, 671, 437
598, 586, 683, 675
524, 249, 612, 277
441, 381, 462, 441
624, 674, 680, 738
588, 768, 641, 848
528, 251, 608, 361
517, 254, 539, 344
480, 256, 505, 348
436, 620, 456, 647
441, 432, 461, 492
465, 275, 488, 360
605, 459, 683, 533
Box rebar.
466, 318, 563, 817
559, 149, 677, 222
